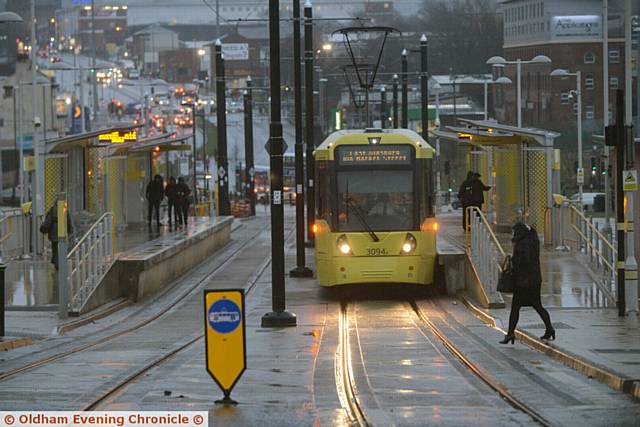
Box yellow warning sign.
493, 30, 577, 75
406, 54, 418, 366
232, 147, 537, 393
623, 169, 638, 191
204, 289, 246, 400
23, 156, 35, 172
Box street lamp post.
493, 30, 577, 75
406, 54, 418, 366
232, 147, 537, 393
262, 0, 296, 327
419, 34, 428, 141
550, 69, 583, 209
459, 76, 512, 120
215, 39, 230, 215
401, 49, 408, 129
486, 55, 552, 128
243, 77, 255, 216
392, 74, 398, 129
304, 0, 315, 247
380, 85, 387, 129
290, 0, 312, 278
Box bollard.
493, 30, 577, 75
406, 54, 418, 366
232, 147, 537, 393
0, 261, 5, 337
56, 193, 69, 320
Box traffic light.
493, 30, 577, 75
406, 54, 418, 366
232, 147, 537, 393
590, 157, 597, 175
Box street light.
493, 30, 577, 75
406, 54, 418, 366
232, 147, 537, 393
486, 55, 552, 128
550, 68, 583, 210
459, 76, 512, 120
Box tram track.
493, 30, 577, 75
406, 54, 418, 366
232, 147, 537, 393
336, 302, 371, 427
0, 219, 269, 383
408, 300, 553, 427
83, 227, 295, 411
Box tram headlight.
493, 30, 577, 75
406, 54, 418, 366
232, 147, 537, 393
402, 234, 417, 254
337, 234, 351, 255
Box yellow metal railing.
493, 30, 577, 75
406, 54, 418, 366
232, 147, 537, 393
465, 206, 507, 294
568, 204, 616, 274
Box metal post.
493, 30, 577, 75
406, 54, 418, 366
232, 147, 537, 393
623, 0, 638, 313
392, 74, 398, 129
319, 78, 328, 135
215, 39, 230, 216
30, 0, 41, 257
304, 1, 315, 247
91, 0, 98, 118
380, 85, 387, 129
577, 71, 583, 210
401, 49, 408, 129
0, 261, 5, 336
192, 100, 198, 204
483, 81, 488, 120
603, 0, 612, 232
420, 34, 428, 141
290, 0, 312, 278
614, 89, 626, 316
79, 68, 86, 133
57, 192, 68, 319
364, 84, 370, 128
261, 0, 296, 327
516, 59, 522, 128
243, 77, 255, 216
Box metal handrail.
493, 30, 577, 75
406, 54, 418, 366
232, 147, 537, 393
67, 212, 115, 313
465, 206, 507, 295
568, 204, 616, 253
465, 206, 506, 258
68, 212, 113, 258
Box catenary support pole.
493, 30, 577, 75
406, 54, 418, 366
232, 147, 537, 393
30, 0, 41, 256
401, 49, 408, 129
380, 85, 387, 129
392, 74, 398, 129
614, 89, 626, 316
304, 1, 315, 247
623, 0, 638, 313
57, 193, 68, 320
290, 0, 312, 278
262, 0, 297, 327
243, 77, 255, 216
215, 40, 230, 216
420, 34, 428, 141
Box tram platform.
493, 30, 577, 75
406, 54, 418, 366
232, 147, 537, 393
1, 216, 234, 339
439, 208, 640, 398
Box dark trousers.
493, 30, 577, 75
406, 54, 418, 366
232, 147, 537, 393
148, 201, 161, 225
181, 203, 189, 225
507, 294, 553, 335
51, 241, 59, 270
168, 201, 181, 225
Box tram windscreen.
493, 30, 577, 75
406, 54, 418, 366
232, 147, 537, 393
337, 170, 413, 232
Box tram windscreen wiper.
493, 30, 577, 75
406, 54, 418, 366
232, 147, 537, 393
344, 196, 380, 242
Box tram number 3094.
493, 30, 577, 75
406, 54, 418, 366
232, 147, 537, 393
366, 247, 388, 256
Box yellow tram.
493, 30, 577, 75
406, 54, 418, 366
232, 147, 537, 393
313, 129, 438, 286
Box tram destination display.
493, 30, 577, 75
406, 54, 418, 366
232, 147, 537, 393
337, 145, 412, 166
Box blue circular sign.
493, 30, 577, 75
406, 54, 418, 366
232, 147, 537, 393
208, 299, 242, 334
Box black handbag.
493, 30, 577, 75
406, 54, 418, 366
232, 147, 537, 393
497, 255, 515, 293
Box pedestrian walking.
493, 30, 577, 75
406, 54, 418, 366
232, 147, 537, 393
176, 177, 191, 226
146, 174, 164, 227
165, 176, 179, 227
40, 203, 74, 271
458, 171, 474, 230
500, 222, 555, 344
469, 172, 491, 211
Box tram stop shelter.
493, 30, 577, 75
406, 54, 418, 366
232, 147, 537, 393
44, 127, 191, 236
431, 119, 560, 243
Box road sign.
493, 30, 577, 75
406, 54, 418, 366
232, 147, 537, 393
577, 168, 584, 185
264, 138, 289, 155
623, 169, 638, 191
204, 289, 246, 403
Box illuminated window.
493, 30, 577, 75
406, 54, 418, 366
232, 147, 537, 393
585, 74, 594, 90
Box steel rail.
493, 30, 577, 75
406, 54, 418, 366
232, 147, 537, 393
409, 301, 552, 427
0, 222, 265, 382
81, 238, 279, 411
336, 303, 370, 427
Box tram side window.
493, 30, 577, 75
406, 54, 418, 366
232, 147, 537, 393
317, 160, 331, 221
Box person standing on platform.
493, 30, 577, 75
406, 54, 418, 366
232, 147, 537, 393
146, 174, 164, 228
40, 203, 74, 270
176, 177, 191, 226
469, 172, 491, 211
458, 171, 474, 230
500, 222, 555, 345
165, 176, 178, 227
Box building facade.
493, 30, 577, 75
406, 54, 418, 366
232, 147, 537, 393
496, 0, 633, 138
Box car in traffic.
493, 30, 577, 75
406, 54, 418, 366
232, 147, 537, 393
569, 192, 605, 212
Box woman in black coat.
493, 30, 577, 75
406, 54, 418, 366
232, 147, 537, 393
500, 222, 555, 344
